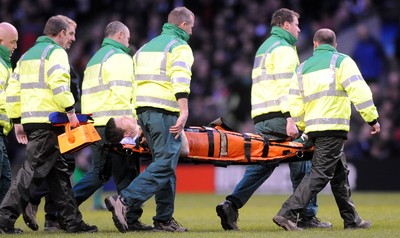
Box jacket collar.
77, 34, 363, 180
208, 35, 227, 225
271, 26, 297, 46
0, 45, 11, 68
102, 38, 130, 53
36, 36, 61, 46
313, 44, 337, 55
161, 23, 190, 42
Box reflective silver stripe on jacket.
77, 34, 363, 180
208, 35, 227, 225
20, 45, 55, 90
6, 96, 19, 103
172, 61, 191, 71
47, 64, 69, 78
21, 82, 47, 89
52, 85, 70, 95
82, 79, 133, 95
39, 45, 55, 83
252, 99, 280, 110
172, 77, 190, 85
355, 99, 375, 111
135, 39, 179, 82
98, 49, 115, 85
0, 114, 9, 121
11, 72, 19, 81
81, 49, 116, 96
296, 53, 350, 128
253, 72, 294, 84
342, 74, 363, 88
136, 95, 178, 108
297, 54, 344, 103
306, 118, 350, 127
21, 111, 53, 118
135, 74, 169, 82
91, 109, 133, 118
252, 41, 281, 84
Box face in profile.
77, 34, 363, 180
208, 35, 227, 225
0, 23, 18, 56
114, 116, 139, 138
287, 16, 300, 39
64, 24, 76, 50
179, 15, 195, 35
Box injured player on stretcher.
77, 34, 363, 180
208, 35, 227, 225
103, 116, 313, 165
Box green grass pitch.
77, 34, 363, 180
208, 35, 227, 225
8, 192, 400, 237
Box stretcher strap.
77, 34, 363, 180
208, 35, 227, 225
217, 129, 228, 157
206, 129, 214, 157
99, 144, 112, 182
243, 133, 251, 162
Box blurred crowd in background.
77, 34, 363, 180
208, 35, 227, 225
1, 0, 400, 172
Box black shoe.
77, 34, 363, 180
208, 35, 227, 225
216, 200, 239, 231
66, 222, 98, 233
153, 218, 188, 232
128, 220, 155, 231
104, 195, 128, 233
22, 202, 39, 231
344, 220, 372, 229
44, 219, 62, 232
273, 215, 303, 231
0, 226, 23, 234
297, 217, 332, 229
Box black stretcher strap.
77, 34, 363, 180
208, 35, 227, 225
243, 133, 251, 163
206, 129, 214, 157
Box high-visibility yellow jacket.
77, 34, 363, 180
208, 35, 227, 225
133, 23, 193, 114
6, 36, 75, 129
251, 26, 299, 122
0, 45, 12, 135
81, 38, 135, 126
288, 44, 379, 139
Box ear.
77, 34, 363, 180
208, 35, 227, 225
313, 41, 318, 50
282, 21, 290, 31
178, 22, 185, 29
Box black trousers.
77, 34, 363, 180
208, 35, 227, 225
29, 153, 75, 221
277, 136, 363, 227
0, 129, 83, 230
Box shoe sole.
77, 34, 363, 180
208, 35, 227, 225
216, 205, 238, 231
104, 198, 127, 233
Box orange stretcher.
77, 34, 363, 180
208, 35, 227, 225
112, 125, 313, 166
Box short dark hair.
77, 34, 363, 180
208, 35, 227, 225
313, 28, 336, 46
43, 15, 69, 37
271, 8, 300, 27
105, 118, 125, 143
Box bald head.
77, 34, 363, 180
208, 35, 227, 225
0, 22, 18, 56
313, 28, 336, 48
104, 21, 130, 47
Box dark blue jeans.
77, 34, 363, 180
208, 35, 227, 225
227, 118, 317, 218
121, 110, 181, 222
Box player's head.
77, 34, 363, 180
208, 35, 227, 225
105, 116, 139, 143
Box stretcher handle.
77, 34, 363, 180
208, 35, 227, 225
64, 123, 76, 143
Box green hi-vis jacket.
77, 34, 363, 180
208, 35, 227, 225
81, 38, 135, 126
288, 44, 379, 138
6, 36, 75, 126
134, 23, 193, 113
251, 26, 299, 120
0, 45, 12, 135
